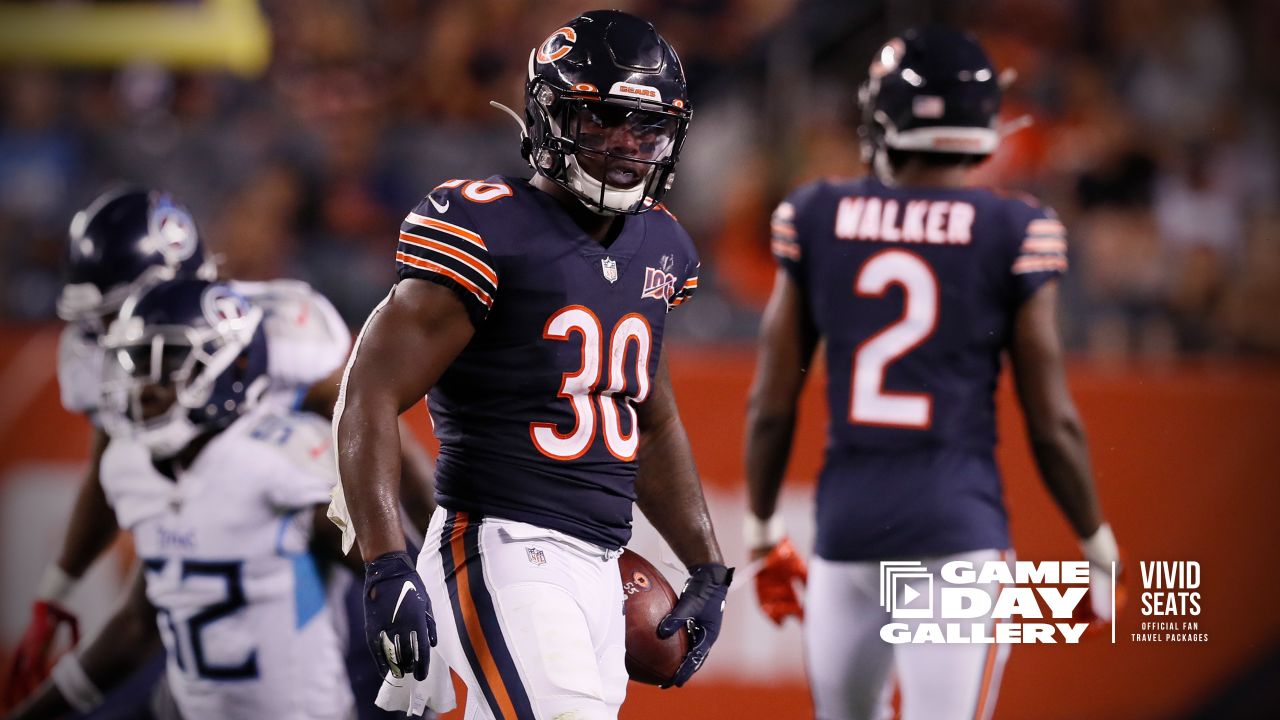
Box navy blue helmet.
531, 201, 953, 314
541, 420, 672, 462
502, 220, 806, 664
99, 279, 267, 458
57, 187, 216, 332
522, 10, 691, 214
858, 27, 1002, 165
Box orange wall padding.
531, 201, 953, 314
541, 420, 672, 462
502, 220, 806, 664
2, 331, 1276, 719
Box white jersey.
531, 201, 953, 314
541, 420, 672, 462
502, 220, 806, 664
100, 406, 354, 720
57, 279, 352, 417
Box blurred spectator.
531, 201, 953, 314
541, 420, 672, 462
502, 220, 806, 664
0, 0, 1274, 359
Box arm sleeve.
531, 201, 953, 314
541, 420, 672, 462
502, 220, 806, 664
1009, 202, 1069, 303
395, 190, 498, 327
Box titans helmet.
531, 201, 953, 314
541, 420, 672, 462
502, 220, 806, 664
99, 279, 268, 459
523, 10, 691, 215
858, 27, 1002, 165
57, 187, 217, 333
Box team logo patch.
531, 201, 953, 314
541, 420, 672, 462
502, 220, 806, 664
536, 26, 576, 64
201, 285, 252, 329
526, 546, 547, 566
641, 266, 677, 301
601, 256, 619, 283
148, 197, 197, 264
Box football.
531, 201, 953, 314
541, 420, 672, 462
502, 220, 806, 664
619, 549, 689, 685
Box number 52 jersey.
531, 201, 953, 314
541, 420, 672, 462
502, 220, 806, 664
772, 176, 1068, 562
391, 176, 699, 550
100, 407, 352, 720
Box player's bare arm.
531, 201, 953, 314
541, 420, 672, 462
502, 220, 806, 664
1009, 280, 1105, 538
743, 268, 819, 626
6, 568, 159, 720
53, 429, 117, 580
635, 354, 734, 686
1011, 279, 1119, 629
303, 365, 438, 537
334, 278, 472, 682
745, 268, 819, 546
634, 354, 723, 567
336, 279, 472, 562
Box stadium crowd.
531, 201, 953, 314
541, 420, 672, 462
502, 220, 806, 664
1, 0, 1277, 355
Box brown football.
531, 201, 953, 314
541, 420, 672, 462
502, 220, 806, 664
619, 549, 689, 685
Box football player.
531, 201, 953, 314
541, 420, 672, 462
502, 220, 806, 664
3, 187, 436, 718
329, 10, 731, 719
6, 278, 354, 720
743, 27, 1121, 720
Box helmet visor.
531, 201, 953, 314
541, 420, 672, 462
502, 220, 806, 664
565, 101, 679, 188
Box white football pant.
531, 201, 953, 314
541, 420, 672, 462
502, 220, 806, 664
806, 549, 1012, 720
414, 507, 628, 720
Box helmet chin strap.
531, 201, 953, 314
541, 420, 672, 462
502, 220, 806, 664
564, 155, 650, 215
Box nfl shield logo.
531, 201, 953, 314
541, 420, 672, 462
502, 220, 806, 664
601, 257, 618, 283
526, 546, 547, 566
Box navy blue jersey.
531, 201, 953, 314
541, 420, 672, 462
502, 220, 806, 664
395, 176, 699, 549
772, 176, 1066, 560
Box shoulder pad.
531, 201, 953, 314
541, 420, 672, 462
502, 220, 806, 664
243, 409, 336, 478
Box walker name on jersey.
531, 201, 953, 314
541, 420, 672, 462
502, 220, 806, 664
879, 560, 1093, 644
834, 197, 975, 245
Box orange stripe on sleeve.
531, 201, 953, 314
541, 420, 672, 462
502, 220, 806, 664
398, 232, 498, 285
772, 240, 801, 260
1020, 237, 1067, 254
396, 252, 494, 307
404, 212, 487, 250
1012, 256, 1068, 274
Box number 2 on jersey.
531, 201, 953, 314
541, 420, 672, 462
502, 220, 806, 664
532, 306, 652, 461
850, 249, 938, 428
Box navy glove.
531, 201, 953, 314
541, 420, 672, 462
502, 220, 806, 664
364, 551, 437, 680
656, 563, 734, 688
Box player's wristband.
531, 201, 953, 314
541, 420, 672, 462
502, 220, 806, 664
743, 514, 785, 550
51, 653, 104, 713
1079, 523, 1119, 571
37, 565, 77, 603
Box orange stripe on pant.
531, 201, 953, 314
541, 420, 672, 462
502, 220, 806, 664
972, 641, 999, 720
973, 549, 1008, 720
449, 513, 521, 719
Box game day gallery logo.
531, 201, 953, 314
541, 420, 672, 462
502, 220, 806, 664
879, 559, 1208, 645
878, 560, 1101, 644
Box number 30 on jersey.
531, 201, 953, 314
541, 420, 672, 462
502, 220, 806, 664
532, 306, 652, 461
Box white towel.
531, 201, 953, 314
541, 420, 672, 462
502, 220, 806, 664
327, 484, 358, 556
374, 644, 457, 716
